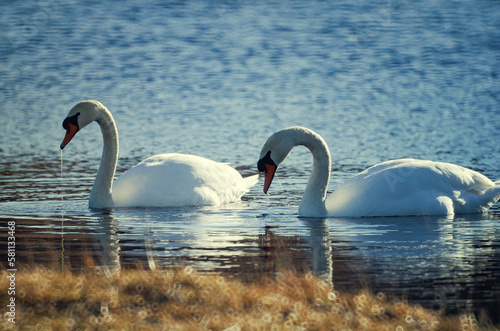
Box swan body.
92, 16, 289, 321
61, 100, 257, 209
258, 126, 500, 217
112, 153, 257, 207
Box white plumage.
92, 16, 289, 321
113, 153, 257, 207
326, 158, 500, 217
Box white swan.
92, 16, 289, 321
257, 126, 500, 217
60, 100, 258, 209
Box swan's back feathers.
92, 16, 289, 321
112, 153, 257, 207
326, 159, 499, 217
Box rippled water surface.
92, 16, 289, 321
1, 0, 500, 322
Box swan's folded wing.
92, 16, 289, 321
112, 153, 256, 207
325, 159, 498, 217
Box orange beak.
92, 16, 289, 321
263, 163, 277, 194
60, 123, 79, 149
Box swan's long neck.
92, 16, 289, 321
89, 109, 118, 208
295, 131, 331, 217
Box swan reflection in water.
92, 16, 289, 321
89, 210, 500, 294
34, 205, 498, 320
90, 211, 121, 274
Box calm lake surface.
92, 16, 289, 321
1, 0, 500, 322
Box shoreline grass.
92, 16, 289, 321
1, 264, 498, 330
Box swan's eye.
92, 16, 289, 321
62, 112, 80, 131
257, 151, 276, 173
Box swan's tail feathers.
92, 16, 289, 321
475, 182, 500, 212
494, 181, 500, 202
458, 181, 500, 214
222, 174, 259, 204
243, 174, 259, 191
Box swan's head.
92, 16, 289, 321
257, 128, 299, 193
60, 100, 106, 149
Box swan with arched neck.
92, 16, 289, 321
257, 126, 500, 217
61, 100, 258, 209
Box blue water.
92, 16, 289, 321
1, 0, 500, 322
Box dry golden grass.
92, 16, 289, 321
1, 264, 498, 331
